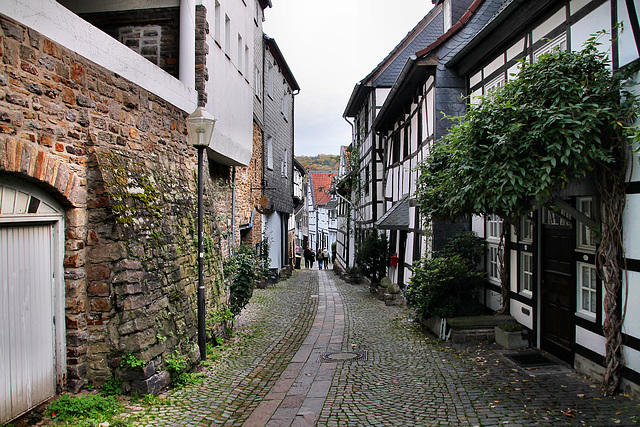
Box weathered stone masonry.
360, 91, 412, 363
0, 14, 227, 394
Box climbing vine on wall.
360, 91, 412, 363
415, 35, 640, 394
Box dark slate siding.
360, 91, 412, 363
434, 0, 507, 141
263, 47, 294, 214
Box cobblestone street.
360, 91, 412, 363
133, 269, 640, 426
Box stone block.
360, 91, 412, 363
131, 370, 171, 396
88, 242, 126, 263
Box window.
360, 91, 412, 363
485, 75, 505, 94
487, 214, 503, 239
254, 65, 262, 98
520, 213, 534, 243
283, 149, 288, 178
543, 207, 571, 226
533, 33, 567, 62
237, 34, 243, 71
266, 136, 273, 170
224, 15, 231, 54
577, 263, 597, 318
520, 252, 533, 293
577, 197, 596, 251
214, 2, 221, 44
267, 64, 274, 98
244, 45, 250, 76
488, 245, 503, 283
403, 125, 409, 159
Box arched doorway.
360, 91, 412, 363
0, 176, 65, 423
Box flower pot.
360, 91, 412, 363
494, 326, 529, 349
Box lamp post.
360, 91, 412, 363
186, 106, 216, 360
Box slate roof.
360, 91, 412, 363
376, 196, 410, 231
438, 0, 507, 66
344, 5, 444, 117
310, 172, 337, 207
372, 12, 443, 87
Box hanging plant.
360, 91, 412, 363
415, 33, 640, 394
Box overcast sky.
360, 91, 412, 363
263, 1, 434, 157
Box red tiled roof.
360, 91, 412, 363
311, 172, 336, 206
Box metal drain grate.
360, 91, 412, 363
506, 352, 556, 367
319, 350, 367, 363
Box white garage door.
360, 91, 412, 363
0, 179, 64, 424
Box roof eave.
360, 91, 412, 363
264, 35, 300, 92
373, 56, 438, 132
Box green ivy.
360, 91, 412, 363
415, 34, 640, 221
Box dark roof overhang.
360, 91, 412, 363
446, 0, 558, 75
373, 55, 437, 132
264, 35, 300, 92
376, 196, 410, 231
258, 0, 272, 10
343, 83, 374, 118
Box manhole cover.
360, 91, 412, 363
319, 351, 366, 362
506, 352, 556, 367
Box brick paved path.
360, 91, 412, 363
133, 269, 640, 426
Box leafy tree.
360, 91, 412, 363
415, 35, 640, 395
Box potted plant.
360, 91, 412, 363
495, 322, 528, 349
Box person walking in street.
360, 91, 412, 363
317, 248, 324, 270
303, 246, 310, 269
309, 248, 315, 269
322, 248, 329, 269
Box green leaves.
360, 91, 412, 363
416, 39, 640, 221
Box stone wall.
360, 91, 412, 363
0, 14, 227, 394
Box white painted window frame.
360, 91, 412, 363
577, 262, 597, 320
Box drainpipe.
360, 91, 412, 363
231, 166, 236, 256
179, 0, 196, 89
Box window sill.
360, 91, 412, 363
575, 311, 596, 323
519, 290, 533, 299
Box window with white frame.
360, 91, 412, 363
520, 252, 533, 293
533, 33, 567, 62
577, 197, 596, 251
488, 245, 503, 283
487, 214, 503, 239
254, 65, 261, 98
577, 262, 597, 318
266, 136, 273, 170
520, 213, 534, 243
485, 75, 505, 94
543, 207, 571, 226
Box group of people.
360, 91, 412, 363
303, 246, 330, 269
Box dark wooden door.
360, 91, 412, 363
541, 224, 574, 363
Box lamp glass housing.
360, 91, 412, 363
187, 106, 216, 148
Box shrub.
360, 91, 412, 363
165, 351, 204, 388
226, 244, 259, 316
355, 230, 389, 284
406, 231, 485, 319
406, 255, 484, 319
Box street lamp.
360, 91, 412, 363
186, 106, 216, 360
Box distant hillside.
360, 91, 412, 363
296, 154, 339, 172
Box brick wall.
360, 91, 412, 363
0, 14, 228, 394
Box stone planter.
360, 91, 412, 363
494, 326, 529, 349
